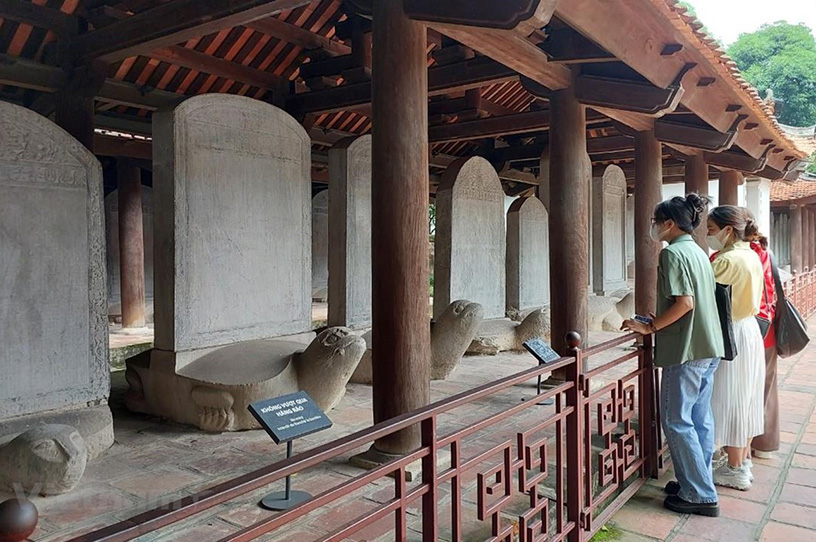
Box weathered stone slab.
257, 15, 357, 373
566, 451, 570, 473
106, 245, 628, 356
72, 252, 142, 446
328, 135, 372, 329
506, 196, 549, 313
152, 94, 312, 353
105, 187, 154, 315
0, 103, 109, 420
434, 156, 506, 319
312, 190, 329, 301
625, 194, 635, 280
591, 165, 628, 295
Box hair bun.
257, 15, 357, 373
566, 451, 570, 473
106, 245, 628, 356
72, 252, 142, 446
744, 218, 759, 237
685, 193, 711, 215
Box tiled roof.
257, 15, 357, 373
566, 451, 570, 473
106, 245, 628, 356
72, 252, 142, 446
771, 180, 816, 203
659, 0, 809, 160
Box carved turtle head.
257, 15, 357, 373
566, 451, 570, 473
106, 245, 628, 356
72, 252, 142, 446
0, 425, 88, 496
438, 300, 484, 333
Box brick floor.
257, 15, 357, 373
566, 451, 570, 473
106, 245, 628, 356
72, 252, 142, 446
610, 319, 816, 542
7, 323, 816, 542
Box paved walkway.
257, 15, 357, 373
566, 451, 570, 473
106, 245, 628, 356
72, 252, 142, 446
611, 329, 816, 542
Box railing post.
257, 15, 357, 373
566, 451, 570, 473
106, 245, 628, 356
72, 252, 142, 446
638, 334, 659, 478
564, 332, 585, 542
421, 417, 437, 542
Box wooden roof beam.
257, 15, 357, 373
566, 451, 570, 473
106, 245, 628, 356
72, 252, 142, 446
490, 134, 634, 163
149, 45, 289, 96
703, 150, 767, 174
73, 0, 312, 63
539, 28, 616, 64
428, 108, 607, 143
290, 56, 517, 115
0, 53, 64, 92
654, 118, 738, 153
245, 17, 351, 57
0, 0, 78, 37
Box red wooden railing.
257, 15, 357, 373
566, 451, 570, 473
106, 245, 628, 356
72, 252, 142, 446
785, 268, 816, 319
9, 333, 665, 542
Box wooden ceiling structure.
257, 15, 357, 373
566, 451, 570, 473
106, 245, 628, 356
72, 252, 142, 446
0, 0, 808, 196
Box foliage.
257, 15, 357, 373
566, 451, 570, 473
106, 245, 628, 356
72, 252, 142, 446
808, 153, 816, 174
728, 22, 816, 127
590, 523, 622, 542
429, 203, 436, 238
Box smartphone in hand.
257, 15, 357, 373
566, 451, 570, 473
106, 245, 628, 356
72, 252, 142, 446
634, 314, 653, 325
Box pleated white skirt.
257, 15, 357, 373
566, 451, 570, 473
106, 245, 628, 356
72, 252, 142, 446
712, 316, 766, 448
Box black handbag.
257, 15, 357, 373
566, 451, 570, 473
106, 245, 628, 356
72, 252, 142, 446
715, 283, 738, 361
770, 254, 809, 357
756, 282, 772, 339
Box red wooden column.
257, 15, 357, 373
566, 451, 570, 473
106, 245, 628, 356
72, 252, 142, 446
634, 130, 662, 317
684, 154, 709, 249
369, 0, 430, 455
791, 205, 803, 274
719, 170, 741, 207
549, 77, 588, 359
118, 159, 146, 328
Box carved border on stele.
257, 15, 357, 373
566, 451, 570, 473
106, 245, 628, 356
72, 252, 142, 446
0, 102, 108, 415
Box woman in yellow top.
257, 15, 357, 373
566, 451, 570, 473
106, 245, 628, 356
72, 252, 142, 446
707, 206, 766, 491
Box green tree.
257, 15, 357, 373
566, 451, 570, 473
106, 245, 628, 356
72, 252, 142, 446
727, 22, 816, 127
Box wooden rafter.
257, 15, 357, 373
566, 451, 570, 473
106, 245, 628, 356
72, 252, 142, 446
72, 0, 312, 63
0, 0, 78, 37
149, 45, 289, 94
245, 17, 351, 56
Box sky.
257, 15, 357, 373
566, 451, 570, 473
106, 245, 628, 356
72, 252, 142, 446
685, 0, 816, 45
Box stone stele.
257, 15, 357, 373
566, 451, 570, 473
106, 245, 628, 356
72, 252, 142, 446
434, 156, 506, 320
592, 165, 628, 295
312, 190, 329, 302
0, 425, 88, 496
0, 102, 112, 457
126, 95, 365, 431
328, 135, 372, 329
506, 196, 549, 313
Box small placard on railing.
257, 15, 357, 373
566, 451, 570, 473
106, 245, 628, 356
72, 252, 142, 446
523, 339, 561, 365
248, 391, 332, 444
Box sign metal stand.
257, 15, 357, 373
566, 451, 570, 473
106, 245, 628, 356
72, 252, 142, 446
248, 391, 333, 511
522, 339, 561, 406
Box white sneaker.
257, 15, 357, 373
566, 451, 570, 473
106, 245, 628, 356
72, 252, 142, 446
712, 453, 728, 470
713, 462, 752, 491
743, 459, 754, 482
752, 449, 776, 460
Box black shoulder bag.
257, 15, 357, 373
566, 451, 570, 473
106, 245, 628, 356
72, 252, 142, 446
715, 283, 738, 361
771, 254, 810, 358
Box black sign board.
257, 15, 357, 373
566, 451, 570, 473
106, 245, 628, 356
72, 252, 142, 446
248, 391, 332, 445
523, 339, 561, 365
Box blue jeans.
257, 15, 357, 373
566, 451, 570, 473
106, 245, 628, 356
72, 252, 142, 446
661, 357, 720, 504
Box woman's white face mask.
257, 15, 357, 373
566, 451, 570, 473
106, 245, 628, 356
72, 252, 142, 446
650, 222, 671, 242
706, 227, 731, 251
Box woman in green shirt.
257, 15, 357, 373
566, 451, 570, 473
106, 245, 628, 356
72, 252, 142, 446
622, 194, 723, 517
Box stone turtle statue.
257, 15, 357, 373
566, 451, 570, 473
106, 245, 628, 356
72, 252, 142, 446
466, 308, 551, 355
125, 327, 366, 432
0, 425, 87, 496
351, 300, 485, 383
